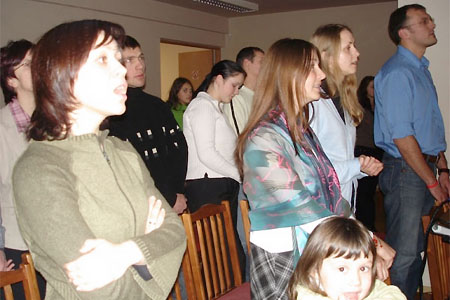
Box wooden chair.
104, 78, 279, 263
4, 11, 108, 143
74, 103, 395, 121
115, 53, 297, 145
181, 201, 250, 299
239, 199, 251, 255
422, 213, 450, 300
167, 250, 197, 300
0, 252, 41, 300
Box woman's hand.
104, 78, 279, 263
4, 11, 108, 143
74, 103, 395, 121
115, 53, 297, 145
0, 250, 14, 271
373, 235, 396, 280
145, 196, 165, 234
65, 239, 142, 291
359, 155, 383, 176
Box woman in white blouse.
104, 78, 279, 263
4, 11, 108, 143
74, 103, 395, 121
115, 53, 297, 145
310, 24, 383, 209
183, 59, 246, 273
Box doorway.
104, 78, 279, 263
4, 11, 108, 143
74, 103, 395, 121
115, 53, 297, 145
160, 40, 221, 101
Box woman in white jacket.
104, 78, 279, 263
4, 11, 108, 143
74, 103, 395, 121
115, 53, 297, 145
310, 24, 383, 209
183, 60, 246, 275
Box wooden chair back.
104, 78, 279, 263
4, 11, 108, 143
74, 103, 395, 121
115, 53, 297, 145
422, 214, 450, 300
239, 200, 251, 255
181, 201, 243, 299
0, 252, 41, 300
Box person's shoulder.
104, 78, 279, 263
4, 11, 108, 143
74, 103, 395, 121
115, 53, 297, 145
106, 134, 139, 153
143, 91, 165, 104
247, 118, 288, 147
0, 104, 12, 125
13, 140, 65, 178
294, 284, 329, 300
366, 280, 407, 300
186, 93, 217, 112
379, 50, 413, 75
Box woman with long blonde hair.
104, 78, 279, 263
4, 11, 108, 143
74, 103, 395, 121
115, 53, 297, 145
310, 24, 383, 209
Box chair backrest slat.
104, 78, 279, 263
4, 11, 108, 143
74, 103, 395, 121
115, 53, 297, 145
181, 201, 243, 300
239, 200, 251, 255
0, 252, 41, 300
422, 214, 450, 300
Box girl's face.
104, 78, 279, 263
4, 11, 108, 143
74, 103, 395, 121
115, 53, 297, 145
73, 33, 128, 120
216, 73, 244, 103
303, 54, 326, 104
177, 82, 193, 105
318, 253, 373, 300
336, 30, 360, 76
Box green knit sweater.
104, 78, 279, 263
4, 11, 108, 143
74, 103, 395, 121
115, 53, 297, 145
13, 131, 186, 300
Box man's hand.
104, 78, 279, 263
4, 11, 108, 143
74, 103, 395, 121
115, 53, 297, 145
358, 155, 384, 176
0, 250, 14, 271
438, 173, 449, 195
172, 194, 187, 215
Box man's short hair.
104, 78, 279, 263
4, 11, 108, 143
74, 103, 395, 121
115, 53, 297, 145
0, 39, 34, 104
123, 35, 141, 50
236, 47, 264, 67
388, 4, 426, 45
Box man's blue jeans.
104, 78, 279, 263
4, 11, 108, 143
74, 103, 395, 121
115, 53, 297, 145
379, 154, 435, 300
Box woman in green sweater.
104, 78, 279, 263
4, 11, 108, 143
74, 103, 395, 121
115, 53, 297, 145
12, 20, 186, 300
167, 77, 193, 130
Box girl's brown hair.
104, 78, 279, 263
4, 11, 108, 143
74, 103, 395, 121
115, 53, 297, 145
311, 24, 363, 125
235, 38, 322, 178
288, 217, 377, 299
29, 19, 125, 141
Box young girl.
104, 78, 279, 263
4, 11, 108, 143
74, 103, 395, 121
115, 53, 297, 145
167, 77, 193, 129
288, 217, 405, 300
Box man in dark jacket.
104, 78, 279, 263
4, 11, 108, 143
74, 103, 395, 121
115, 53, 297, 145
108, 35, 188, 214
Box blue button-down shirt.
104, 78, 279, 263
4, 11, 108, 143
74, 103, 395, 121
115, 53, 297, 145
374, 45, 446, 158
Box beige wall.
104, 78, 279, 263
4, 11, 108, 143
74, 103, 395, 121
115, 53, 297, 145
160, 43, 206, 101
223, 1, 398, 81
1, 0, 399, 108
0, 0, 228, 104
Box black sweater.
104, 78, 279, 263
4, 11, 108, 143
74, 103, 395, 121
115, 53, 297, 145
108, 87, 188, 206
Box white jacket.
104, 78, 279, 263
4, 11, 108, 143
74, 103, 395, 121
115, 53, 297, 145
309, 97, 365, 207
223, 85, 254, 135
0, 104, 28, 250
183, 92, 240, 182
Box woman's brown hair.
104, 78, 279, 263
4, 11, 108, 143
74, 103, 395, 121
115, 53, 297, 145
288, 217, 377, 299
235, 38, 322, 178
311, 24, 363, 125
28, 19, 125, 141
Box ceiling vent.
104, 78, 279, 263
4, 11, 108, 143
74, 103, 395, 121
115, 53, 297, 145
193, 0, 258, 13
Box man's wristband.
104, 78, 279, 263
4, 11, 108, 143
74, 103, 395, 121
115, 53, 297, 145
427, 180, 439, 189
438, 168, 449, 175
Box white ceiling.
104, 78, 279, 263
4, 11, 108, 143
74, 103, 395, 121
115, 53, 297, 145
153, 0, 396, 18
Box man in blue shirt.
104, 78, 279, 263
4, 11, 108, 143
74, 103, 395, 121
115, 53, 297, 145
374, 4, 449, 299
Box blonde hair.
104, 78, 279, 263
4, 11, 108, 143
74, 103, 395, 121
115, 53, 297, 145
311, 24, 363, 125
288, 217, 377, 299
235, 38, 322, 178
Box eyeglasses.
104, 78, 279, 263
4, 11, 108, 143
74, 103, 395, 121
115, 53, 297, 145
121, 54, 145, 65
403, 16, 435, 28
14, 60, 31, 71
